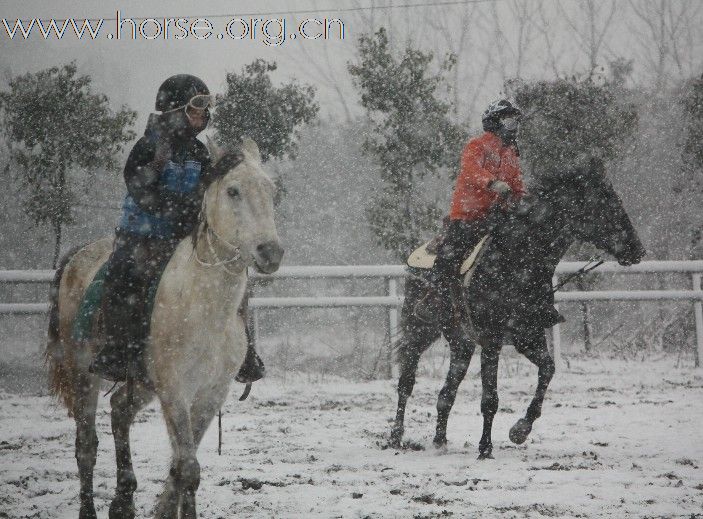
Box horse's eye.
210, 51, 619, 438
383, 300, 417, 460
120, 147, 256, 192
227, 186, 240, 198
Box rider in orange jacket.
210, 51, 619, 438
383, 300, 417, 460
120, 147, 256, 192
415, 99, 525, 322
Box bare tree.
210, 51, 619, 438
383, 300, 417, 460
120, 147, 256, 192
426, 1, 489, 120
557, 0, 618, 76
535, 1, 568, 78
282, 0, 411, 122
628, 0, 703, 92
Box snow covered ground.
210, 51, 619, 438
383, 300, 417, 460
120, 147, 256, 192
1, 355, 702, 518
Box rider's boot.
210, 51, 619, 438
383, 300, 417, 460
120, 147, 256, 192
90, 339, 150, 383
89, 338, 128, 382
90, 305, 150, 383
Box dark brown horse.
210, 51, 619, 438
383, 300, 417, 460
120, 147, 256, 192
390, 158, 645, 459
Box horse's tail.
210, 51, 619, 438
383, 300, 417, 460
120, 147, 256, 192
45, 245, 85, 413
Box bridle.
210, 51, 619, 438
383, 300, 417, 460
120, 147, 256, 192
193, 185, 244, 275
194, 224, 244, 275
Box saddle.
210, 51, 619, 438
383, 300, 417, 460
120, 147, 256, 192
406, 233, 490, 285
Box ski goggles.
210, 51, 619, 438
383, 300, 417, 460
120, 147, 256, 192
501, 117, 520, 131
163, 94, 214, 113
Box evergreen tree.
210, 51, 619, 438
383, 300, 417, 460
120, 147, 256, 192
0, 62, 136, 267
681, 74, 703, 259
213, 59, 319, 163
348, 28, 467, 260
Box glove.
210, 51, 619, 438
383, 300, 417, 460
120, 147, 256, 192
489, 180, 512, 200
151, 136, 172, 172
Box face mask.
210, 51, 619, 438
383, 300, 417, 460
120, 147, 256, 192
161, 99, 211, 138
501, 117, 520, 132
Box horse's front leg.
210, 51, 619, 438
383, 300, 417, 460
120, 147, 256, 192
509, 328, 555, 445
154, 395, 199, 519
390, 328, 436, 447
433, 324, 476, 448
190, 379, 230, 448
108, 381, 153, 519
478, 339, 501, 459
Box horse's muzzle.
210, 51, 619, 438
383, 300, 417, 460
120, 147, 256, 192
254, 241, 284, 274
617, 242, 646, 266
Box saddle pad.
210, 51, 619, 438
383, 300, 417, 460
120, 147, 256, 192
406, 234, 489, 275
72, 261, 109, 341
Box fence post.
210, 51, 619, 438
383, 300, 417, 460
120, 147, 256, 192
552, 275, 563, 371
385, 277, 398, 379
694, 274, 703, 368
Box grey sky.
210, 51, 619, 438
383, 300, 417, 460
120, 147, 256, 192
1, 0, 702, 130
1, 0, 346, 130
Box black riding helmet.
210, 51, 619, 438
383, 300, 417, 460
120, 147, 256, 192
155, 74, 212, 139
481, 99, 522, 135
156, 74, 210, 111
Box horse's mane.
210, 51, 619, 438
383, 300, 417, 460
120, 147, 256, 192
528, 154, 606, 197
204, 148, 246, 187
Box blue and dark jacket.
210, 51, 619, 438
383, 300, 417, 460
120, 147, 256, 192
118, 121, 211, 240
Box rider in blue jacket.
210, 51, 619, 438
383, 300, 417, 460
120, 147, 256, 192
90, 74, 264, 384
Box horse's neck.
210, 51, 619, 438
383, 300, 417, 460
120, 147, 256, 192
526, 210, 573, 275
489, 194, 574, 286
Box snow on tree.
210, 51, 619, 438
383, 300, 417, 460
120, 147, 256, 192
213, 59, 319, 164
348, 28, 467, 260
0, 62, 135, 267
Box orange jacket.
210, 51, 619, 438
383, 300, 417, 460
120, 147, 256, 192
449, 131, 525, 221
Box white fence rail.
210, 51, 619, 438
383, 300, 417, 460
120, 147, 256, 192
1, 261, 702, 368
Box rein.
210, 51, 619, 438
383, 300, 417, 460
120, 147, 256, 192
552, 257, 604, 293
192, 192, 252, 454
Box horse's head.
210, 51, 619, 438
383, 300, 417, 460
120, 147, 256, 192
202, 137, 283, 274
536, 156, 645, 266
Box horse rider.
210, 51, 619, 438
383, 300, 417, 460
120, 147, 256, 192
414, 99, 563, 328
89, 74, 264, 384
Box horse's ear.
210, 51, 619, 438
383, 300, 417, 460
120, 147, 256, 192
241, 136, 262, 163
205, 135, 226, 164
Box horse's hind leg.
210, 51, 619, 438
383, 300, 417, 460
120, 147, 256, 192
108, 382, 153, 519
509, 328, 555, 446
433, 324, 476, 448
74, 371, 100, 519
390, 328, 437, 447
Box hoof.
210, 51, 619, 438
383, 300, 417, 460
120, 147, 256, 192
477, 450, 494, 460
389, 427, 403, 448
109, 494, 135, 519
432, 435, 447, 449
79, 503, 97, 519
509, 418, 533, 445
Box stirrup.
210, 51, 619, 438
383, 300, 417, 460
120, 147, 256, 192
235, 350, 265, 384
